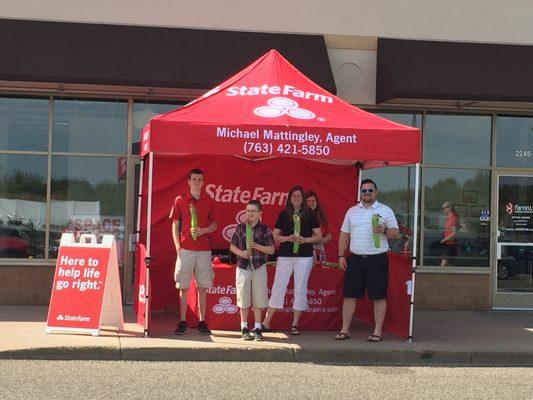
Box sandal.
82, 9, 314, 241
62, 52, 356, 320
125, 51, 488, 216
334, 332, 350, 340
366, 334, 383, 342
290, 325, 300, 336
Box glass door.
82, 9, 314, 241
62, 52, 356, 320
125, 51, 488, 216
493, 173, 533, 309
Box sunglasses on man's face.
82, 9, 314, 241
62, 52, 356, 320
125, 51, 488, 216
361, 188, 375, 194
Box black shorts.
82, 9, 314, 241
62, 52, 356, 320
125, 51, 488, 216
443, 244, 457, 257
343, 252, 388, 300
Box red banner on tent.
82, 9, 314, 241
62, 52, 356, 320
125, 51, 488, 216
144, 154, 357, 311
186, 263, 343, 331
355, 253, 412, 338
182, 254, 411, 337
133, 243, 150, 328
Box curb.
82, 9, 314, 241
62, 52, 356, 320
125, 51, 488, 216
121, 346, 294, 362
2, 346, 533, 366
0, 346, 121, 361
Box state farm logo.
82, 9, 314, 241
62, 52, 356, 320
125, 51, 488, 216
138, 284, 146, 304
506, 202, 514, 215
254, 97, 316, 120
226, 84, 333, 104
56, 314, 90, 322
222, 210, 247, 242
213, 296, 238, 314
205, 184, 288, 206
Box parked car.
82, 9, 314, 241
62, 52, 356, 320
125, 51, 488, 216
498, 246, 533, 280
0, 226, 30, 258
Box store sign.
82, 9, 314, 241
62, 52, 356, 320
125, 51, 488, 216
480, 209, 490, 222
64, 216, 124, 236
504, 202, 533, 233
46, 233, 123, 336
498, 176, 533, 239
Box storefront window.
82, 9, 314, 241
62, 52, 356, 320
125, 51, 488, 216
362, 166, 417, 256
52, 99, 127, 154
131, 101, 182, 154
375, 112, 422, 128
49, 156, 126, 262
424, 114, 491, 167
0, 154, 47, 258
0, 96, 49, 152
496, 116, 533, 168
423, 168, 490, 267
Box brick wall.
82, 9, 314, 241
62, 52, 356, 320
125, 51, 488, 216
0, 265, 125, 305
0, 265, 55, 305
1, 265, 490, 309
414, 273, 490, 310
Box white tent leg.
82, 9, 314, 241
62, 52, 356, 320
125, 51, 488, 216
408, 163, 420, 342
136, 158, 144, 244
144, 152, 154, 338
357, 167, 363, 202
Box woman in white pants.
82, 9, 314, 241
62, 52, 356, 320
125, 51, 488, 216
262, 186, 322, 335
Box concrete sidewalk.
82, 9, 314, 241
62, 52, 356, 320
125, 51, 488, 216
1, 306, 532, 365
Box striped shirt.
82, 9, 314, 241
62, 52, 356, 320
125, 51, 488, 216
340, 201, 398, 255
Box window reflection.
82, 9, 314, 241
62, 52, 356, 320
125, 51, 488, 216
497, 245, 533, 292
424, 114, 491, 166
50, 156, 126, 262
363, 166, 417, 256
0, 154, 47, 258
375, 112, 421, 128
0, 96, 49, 152
496, 116, 533, 168
52, 99, 127, 154
132, 101, 182, 154
423, 168, 490, 267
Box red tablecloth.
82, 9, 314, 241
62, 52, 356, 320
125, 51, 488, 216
186, 263, 344, 331
183, 253, 412, 337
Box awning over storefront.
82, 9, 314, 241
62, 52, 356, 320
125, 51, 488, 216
0, 19, 336, 94
377, 38, 533, 104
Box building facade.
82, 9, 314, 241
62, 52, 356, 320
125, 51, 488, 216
0, 1, 532, 310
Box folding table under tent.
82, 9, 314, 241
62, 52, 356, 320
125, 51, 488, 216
135, 49, 421, 340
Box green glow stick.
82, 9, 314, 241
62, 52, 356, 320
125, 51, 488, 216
293, 214, 301, 254
246, 223, 252, 251
371, 214, 380, 248
189, 203, 197, 241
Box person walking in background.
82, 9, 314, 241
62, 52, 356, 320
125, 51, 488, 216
262, 186, 322, 336
170, 168, 217, 335
335, 179, 399, 342
305, 191, 332, 265
230, 200, 274, 341
440, 201, 458, 267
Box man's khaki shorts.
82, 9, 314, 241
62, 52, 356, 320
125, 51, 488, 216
235, 264, 268, 309
174, 249, 213, 289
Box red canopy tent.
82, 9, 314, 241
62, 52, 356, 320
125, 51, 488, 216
136, 50, 421, 339
141, 50, 419, 165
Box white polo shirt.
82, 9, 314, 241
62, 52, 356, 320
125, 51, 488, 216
340, 200, 398, 255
